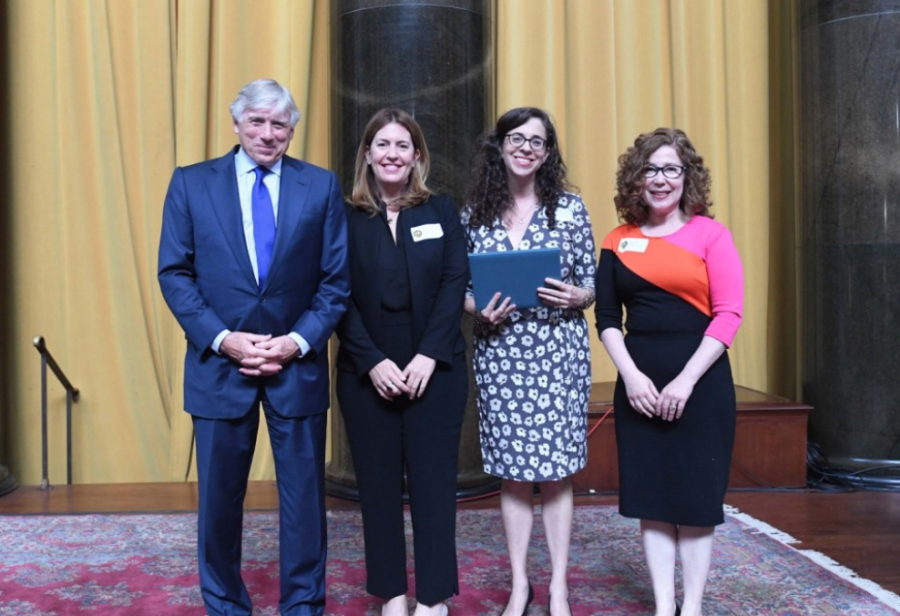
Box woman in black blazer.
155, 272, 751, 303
336, 108, 468, 616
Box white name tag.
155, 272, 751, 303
618, 237, 649, 253
410, 223, 443, 242
555, 206, 574, 222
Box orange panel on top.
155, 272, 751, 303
602, 227, 712, 317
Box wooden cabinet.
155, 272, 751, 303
572, 383, 812, 492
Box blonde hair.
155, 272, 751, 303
348, 108, 432, 214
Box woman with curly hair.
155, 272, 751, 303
594, 128, 744, 616
462, 107, 596, 616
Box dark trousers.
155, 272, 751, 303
337, 352, 467, 605
193, 394, 327, 616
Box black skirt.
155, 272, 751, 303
614, 330, 736, 527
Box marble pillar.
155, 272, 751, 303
327, 0, 494, 498
330, 0, 492, 204
797, 0, 900, 464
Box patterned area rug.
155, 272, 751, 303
0, 506, 898, 615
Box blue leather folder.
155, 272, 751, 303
469, 247, 561, 310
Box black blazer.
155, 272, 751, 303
337, 193, 468, 377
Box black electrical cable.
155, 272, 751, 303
805, 441, 900, 491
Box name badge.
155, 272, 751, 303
618, 237, 649, 253
555, 206, 574, 223
411, 223, 443, 242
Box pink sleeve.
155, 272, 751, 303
703, 225, 743, 346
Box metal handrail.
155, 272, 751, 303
32, 336, 80, 489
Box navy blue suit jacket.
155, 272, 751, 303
158, 147, 350, 419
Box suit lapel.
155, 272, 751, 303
264, 156, 310, 290
205, 149, 257, 289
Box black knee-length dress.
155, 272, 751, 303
594, 216, 743, 526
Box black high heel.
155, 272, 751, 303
675, 607, 681, 616
547, 593, 570, 616
523, 583, 534, 615
502, 583, 534, 616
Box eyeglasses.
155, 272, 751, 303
506, 133, 547, 151
645, 164, 687, 179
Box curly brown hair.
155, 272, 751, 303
466, 107, 574, 229
615, 128, 712, 226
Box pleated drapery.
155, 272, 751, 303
1, 0, 796, 484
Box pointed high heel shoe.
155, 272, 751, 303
501, 583, 534, 616
523, 583, 534, 615
547, 594, 571, 616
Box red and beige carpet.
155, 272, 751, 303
0, 505, 898, 615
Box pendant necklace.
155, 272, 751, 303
385, 202, 399, 224
513, 202, 535, 225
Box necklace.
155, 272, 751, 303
508, 201, 537, 226
384, 199, 401, 224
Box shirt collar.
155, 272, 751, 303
235, 147, 284, 177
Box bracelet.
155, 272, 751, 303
474, 309, 489, 324
580, 287, 596, 309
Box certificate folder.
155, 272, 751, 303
469, 248, 561, 310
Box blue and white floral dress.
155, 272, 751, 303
462, 193, 596, 481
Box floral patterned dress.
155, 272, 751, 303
462, 193, 596, 481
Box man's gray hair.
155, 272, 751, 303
230, 79, 300, 127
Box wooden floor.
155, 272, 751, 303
2, 483, 899, 598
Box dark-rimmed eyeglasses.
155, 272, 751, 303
506, 133, 547, 151
645, 164, 687, 179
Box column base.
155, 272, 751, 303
0, 465, 18, 497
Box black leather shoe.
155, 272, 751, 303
675, 606, 682, 616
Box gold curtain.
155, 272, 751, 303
3, 0, 795, 484
7, 0, 179, 485
5, 0, 331, 484
496, 0, 786, 392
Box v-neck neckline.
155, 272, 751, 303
503, 206, 539, 250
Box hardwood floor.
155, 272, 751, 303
725, 489, 900, 596
1, 483, 898, 597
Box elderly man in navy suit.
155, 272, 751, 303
158, 78, 349, 616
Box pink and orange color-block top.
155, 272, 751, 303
595, 215, 743, 347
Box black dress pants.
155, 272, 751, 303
337, 315, 467, 605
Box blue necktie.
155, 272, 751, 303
252, 166, 276, 288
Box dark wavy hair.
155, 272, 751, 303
615, 128, 712, 226
466, 107, 574, 229
348, 108, 432, 214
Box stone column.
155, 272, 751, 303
797, 0, 900, 472
326, 0, 495, 498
